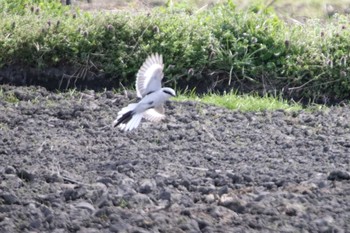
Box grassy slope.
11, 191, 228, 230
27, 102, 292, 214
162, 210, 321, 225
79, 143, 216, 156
1, 0, 350, 103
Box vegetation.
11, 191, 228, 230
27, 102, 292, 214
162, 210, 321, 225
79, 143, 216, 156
0, 88, 20, 104
1, 0, 350, 103
175, 90, 303, 111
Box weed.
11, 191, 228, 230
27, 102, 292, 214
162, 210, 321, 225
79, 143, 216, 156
1, 92, 20, 104
0, 123, 9, 131
118, 198, 129, 208
45, 99, 57, 108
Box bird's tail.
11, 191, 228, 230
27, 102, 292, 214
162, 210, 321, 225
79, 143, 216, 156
113, 103, 143, 131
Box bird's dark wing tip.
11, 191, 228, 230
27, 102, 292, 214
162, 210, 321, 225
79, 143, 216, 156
114, 111, 133, 127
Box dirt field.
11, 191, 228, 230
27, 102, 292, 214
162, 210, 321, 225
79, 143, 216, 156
0, 85, 349, 232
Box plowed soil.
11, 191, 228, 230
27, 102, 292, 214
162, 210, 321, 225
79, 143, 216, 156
0, 85, 349, 233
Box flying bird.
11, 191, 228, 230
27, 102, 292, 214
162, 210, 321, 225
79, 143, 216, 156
113, 53, 176, 131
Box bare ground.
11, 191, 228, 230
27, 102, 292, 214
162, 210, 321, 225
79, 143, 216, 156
0, 84, 349, 233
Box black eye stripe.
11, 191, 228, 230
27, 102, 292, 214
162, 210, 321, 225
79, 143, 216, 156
163, 90, 174, 96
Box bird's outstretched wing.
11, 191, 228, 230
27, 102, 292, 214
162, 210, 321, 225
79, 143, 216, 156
136, 53, 164, 98
143, 105, 165, 122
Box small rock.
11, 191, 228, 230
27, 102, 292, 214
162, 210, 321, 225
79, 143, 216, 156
214, 177, 227, 187
219, 194, 246, 214
132, 215, 155, 229
244, 200, 263, 214
262, 182, 276, 190
179, 179, 191, 190
116, 163, 135, 173
197, 219, 211, 231
198, 184, 216, 195
218, 185, 229, 195
14, 90, 34, 101
285, 206, 298, 216
40, 206, 53, 218
179, 194, 194, 207
138, 179, 156, 194
96, 177, 113, 186
254, 194, 266, 202
206, 170, 220, 179
77, 228, 100, 233
327, 170, 350, 181
0, 193, 20, 205
94, 207, 112, 218
159, 190, 171, 201
274, 179, 285, 187
209, 205, 238, 219
179, 219, 201, 232
150, 212, 172, 227
76, 201, 95, 213
317, 181, 328, 189
180, 209, 191, 217
96, 195, 110, 208
313, 215, 335, 232
303, 116, 314, 123
243, 174, 253, 183
323, 146, 330, 152
104, 91, 115, 99
201, 226, 216, 233
109, 222, 129, 233
203, 194, 216, 203
167, 123, 181, 130
226, 173, 242, 184
62, 186, 87, 201
17, 169, 35, 182
4, 166, 16, 174
45, 173, 63, 183
128, 193, 153, 208
2, 174, 23, 188
29, 219, 41, 229
36, 194, 59, 206
305, 129, 313, 136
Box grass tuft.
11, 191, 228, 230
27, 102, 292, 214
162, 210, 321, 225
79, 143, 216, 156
0, 89, 20, 104
175, 91, 303, 112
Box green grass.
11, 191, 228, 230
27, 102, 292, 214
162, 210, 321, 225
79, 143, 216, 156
0, 88, 20, 104
175, 91, 303, 111
1, 0, 350, 102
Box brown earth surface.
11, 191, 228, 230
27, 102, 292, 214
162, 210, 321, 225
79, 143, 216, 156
0, 84, 349, 232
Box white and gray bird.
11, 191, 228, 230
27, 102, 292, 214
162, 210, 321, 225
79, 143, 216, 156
113, 53, 176, 131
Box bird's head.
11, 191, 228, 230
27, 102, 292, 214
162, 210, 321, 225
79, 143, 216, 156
162, 87, 176, 97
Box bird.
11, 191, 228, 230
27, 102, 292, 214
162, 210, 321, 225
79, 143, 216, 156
113, 53, 176, 131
